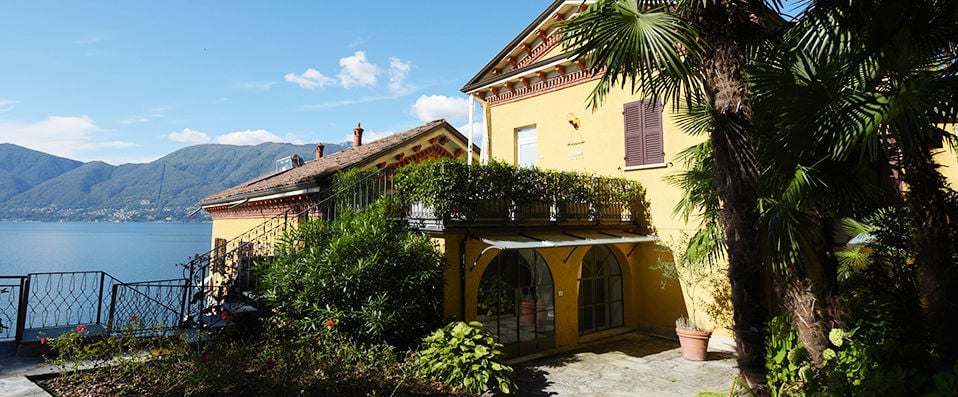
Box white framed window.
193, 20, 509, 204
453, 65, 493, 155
516, 125, 537, 167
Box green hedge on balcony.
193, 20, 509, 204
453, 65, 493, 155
393, 158, 651, 227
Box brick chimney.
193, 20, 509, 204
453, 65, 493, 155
353, 122, 364, 147
315, 143, 325, 159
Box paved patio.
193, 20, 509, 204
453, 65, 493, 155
512, 331, 738, 396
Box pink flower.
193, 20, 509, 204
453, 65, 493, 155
40, 337, 47, 345
130, 314, 138, 321
326, 320, 334, 329
220, 310, 230, 321
76, 325, 86, 333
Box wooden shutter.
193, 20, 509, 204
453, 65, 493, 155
643, 101, 664, 164
623, 101, 644, 167
623, 100, 664, 166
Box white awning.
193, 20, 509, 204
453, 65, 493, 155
479, 231, 658, 250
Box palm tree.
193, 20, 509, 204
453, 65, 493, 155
561, 0, 784, 392
795, 0, 958, 368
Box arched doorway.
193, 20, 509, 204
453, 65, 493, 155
578, 245, 624, 335
477, 249, 555, 357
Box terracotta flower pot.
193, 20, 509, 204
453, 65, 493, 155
675, 327, 712, 361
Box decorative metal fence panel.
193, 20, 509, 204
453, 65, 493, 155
0, 276, 25, 341
109, 279, 188, 334
23, 272, 120, 330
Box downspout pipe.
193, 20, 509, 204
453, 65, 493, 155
468, 94, 475, 167
459, 235, 467, 321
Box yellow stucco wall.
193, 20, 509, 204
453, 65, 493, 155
209, 217, 281, 251
933, 123, 958, 187
441, 233, 686, 350
482, 82, 718, 336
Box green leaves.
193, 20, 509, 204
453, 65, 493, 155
558, 0, 704, 110
256, 200, 444, 349
415, 321, 515, 395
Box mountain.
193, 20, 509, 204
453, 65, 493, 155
0, 144, 84, 201
0, 142, 347, 222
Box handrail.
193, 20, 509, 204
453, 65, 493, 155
178, 168, 396, 328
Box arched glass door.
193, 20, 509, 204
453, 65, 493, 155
578, 245, 624, 335
477, 249, 555, 357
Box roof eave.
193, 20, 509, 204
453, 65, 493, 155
460, 0, 569, 93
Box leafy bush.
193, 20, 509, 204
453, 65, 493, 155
416, 321, 515, 395
41, 317, 458, 396
394, 158, 650, 225
256, 199, 445, 349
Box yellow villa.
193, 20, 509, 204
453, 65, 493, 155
199, 0, 717, 358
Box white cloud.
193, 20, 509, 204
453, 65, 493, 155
338, 51, 379, 88
388, 57, 412, 94
411, 95, 471, 123
120, 107, 166, 125
0, 98, 19, 113
235, 81, 278, 91
165, 128, 212, 144
284, 68, 336, 89
457, 122, 485, 144
0, 115, 140, 160
214, 129, 283, 145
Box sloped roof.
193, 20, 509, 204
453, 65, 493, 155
200, 119, 466, 207
461, 0, 590, 93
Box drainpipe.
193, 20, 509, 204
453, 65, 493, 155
459, 235, 467, 321
468, 94, 475, 167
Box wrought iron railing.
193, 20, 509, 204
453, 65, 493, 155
21, 271, 121, 331
109, 278, 189, 334
178, 167, 397, 329
0, 276, 26, 341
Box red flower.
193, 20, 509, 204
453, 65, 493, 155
263, 358, 276, 371
76, 325, 86, 333
220, 310, 230, 320
326, 320, 334, 329
40, 337, 47, 345
130, 314, 138, 321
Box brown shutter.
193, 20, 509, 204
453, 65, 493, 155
643, 101, 664, 164
623, 101, 644, 167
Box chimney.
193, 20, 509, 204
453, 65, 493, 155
315, 143, 325, 159
353, 122, 364, 147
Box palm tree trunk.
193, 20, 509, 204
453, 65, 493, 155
699, 2, 769, 393
899, 137, 958, 369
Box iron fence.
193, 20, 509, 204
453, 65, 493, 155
0, 276, 25, 341
22, 271, 121, 332
109, 278, 189, 334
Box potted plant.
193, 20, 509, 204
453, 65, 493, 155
655, 232, 729, 361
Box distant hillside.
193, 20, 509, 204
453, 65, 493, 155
0, 144, 83, 201
0, 142, 347, 222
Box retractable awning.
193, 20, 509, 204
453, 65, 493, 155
479, 231, 658, 250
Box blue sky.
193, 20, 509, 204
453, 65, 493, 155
0, 1, 551, 164
0, 1, 806, 165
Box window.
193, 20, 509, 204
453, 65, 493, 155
516, 125, 537, 167
623, 100, 664, 167
578, 245, 624, 335
477, 249, 555, 357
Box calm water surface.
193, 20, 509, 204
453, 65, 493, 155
0, 222, 211, 282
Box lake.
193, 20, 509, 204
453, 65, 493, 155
0, 222, 212, 282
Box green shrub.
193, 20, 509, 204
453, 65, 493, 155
256, 199, 445, 349
416, 321, 515, 395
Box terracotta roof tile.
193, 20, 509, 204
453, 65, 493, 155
200, 119, 458, 206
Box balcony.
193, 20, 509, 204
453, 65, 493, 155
394, 159, 651, 231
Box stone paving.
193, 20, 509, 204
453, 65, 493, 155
513, 332, 738, 397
